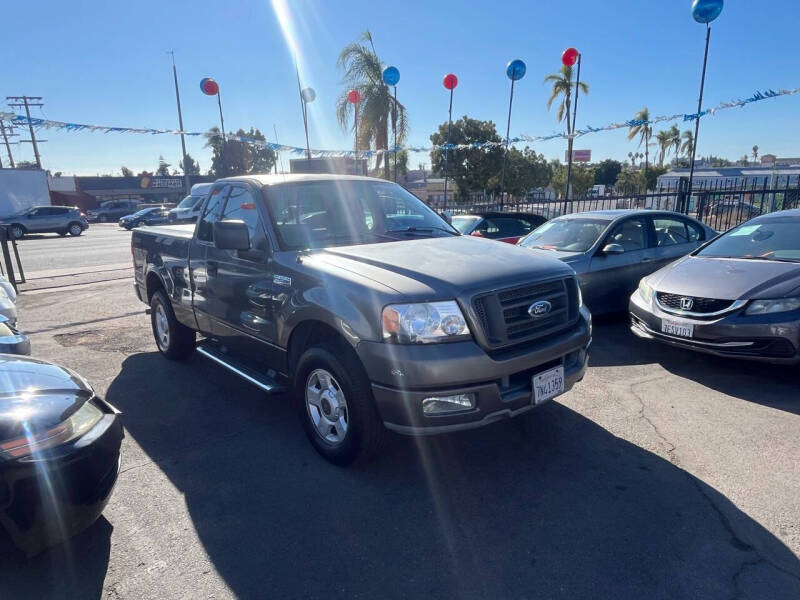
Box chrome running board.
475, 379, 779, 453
197, 344, 284, 393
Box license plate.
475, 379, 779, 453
533, 366, 565, 405
661, 318, 694, 338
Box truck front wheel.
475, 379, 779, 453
150, 289, 195, 360
294, 343, 384, 466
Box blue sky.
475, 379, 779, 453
3, 0, 799, 175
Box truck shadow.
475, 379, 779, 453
589, 316, 800, 416
98, 351, 800, 599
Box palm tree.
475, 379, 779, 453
544, 65, 589, 135
752, 144, 759, 164
669, 125, 681, 166
335, 31, 408, 179
627, 107, 652, 174
627, 151, 634, 167
680, 130, 694, 162
655, 130, 672, 166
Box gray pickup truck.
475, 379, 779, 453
132, 174, 591, 465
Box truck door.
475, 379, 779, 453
191, 183, 230, 335
203, 183, 281, 368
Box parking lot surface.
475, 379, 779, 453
1, 228, 799, 599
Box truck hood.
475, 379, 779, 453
648, 255, 800, 300
316, 236, 574, 298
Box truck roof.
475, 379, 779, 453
216, 173, 381, 187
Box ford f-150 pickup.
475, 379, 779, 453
132, 174, 591, 465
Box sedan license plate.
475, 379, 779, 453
661, 318, 693, 338
533, 366, 565, 405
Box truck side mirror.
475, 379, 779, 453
601, 243, 625, 255
213, 220, 250, 251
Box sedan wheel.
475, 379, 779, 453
305, 368, 349, 445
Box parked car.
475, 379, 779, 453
132, 174, 591, 465
0, 274, 16, 302
0, 206, 88, 239
119, 206, 170, 230
0, 315, 29, 354
0, 355, 122, 556
0, 283, 18, 328
517, 209, 716, 314
86, 199, 140, 223
451, 211, 547, 244
168, 183, 213, 223
630, 209, 800, 363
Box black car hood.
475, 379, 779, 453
0, 355, 94, 446
649, 256, 800, 300
316, 235, 575, 297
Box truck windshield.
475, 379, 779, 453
264, 180, 458, 250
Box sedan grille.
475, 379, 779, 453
656, 292, 734, 314
472, 277, 580, 349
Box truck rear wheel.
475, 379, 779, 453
294, 343, 384, 466
150, 289, 195, 360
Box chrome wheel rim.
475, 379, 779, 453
154, 303, 170, 350
305, 368, 348, 445
70, 225, 81, 235
10, 226, 22, 239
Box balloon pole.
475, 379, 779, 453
393, 85, 398, 182
499, 78, 515, 208
565, 52, 581, 211
295, 63, 311, 160
443, 87, 453, 208
687, 23, 711, 210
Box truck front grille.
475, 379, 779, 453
472, 277, 579, 350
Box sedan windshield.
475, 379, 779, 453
265, 180, 458, 250
451, 215, 480, 234
696, 218, 800, 261
519, 218, 609, 253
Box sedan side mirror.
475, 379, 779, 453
601, 243, 625, 255
213, 220, 250, 251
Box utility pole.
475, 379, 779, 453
6, 96, 44, 168
168, 51, 190, 194
0, 119, 18, 168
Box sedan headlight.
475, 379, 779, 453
0, 401, 104, 459
638, 278, 654, 303
382, 301, 471, 343
744, 297, 800, 315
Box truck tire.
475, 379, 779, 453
150, 289, 195, 360
294, 343, 384, 466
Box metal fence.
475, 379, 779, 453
426, 176, 800, 232
0, 226, 25, 292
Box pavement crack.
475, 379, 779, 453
628, 375, 678, 462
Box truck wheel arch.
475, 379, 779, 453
287, 320, 354, 376
145, 270, 167, 302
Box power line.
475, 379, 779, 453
0, 119, 19, 168
6, 96, 45, 168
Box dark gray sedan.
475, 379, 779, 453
630, 209, 800, 363
518, 210, 716, 314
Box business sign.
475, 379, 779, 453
566, 149, 592, 163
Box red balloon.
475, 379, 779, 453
443, 73, 458, 90
202, 78, 219, 95
561, 47, 579, 67
347, 89, 361, 104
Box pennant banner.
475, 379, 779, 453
1, 86, 797, 158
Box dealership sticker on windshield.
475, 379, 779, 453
661, 318, 693, 338
533, 366, 564, 405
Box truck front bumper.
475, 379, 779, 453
357, 309, 591, 435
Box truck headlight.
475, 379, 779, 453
638, 278, 654, 304
382, 301, 471, 343
744, 297, 800, 315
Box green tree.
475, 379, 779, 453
645, 165, 667, 190
550, 163, 595, 197
156, 155, 170, 176
429, 116, 503, 198
627, 107, 652, 174
543, 65, 589, 135
204, 127, 276, 177
336, 31, 408, 179
489, 147, 552, 197
594, 159, 622, 186
680, 130, 694, 162
669, 125, 681, 166
752, 144, 759, 163
15, 161, 38, 169
121, 166, 134, 177
614, 169, 647, 195
655, 130, 671, 166
181, 154, 200, 175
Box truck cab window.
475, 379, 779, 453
197, 185, 229, 242
220, 186, 267, 253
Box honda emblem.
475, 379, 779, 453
680, 297, 694, 311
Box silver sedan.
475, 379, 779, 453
518, 210, 716, 314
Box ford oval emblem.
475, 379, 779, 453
528, 300, 552, 318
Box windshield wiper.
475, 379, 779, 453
704, 255, 800, 263
384, 226, 458, 236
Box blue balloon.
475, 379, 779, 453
382, 66, 400, 86
506, 59, 526, 81
691, 0, 723, 23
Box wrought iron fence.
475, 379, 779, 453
425, 175, 800, 232
0, 226, 25, 292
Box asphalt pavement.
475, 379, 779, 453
1, 228, 799, 599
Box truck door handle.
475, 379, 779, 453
207, 261, 218, 275
641, 257, 653, 263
